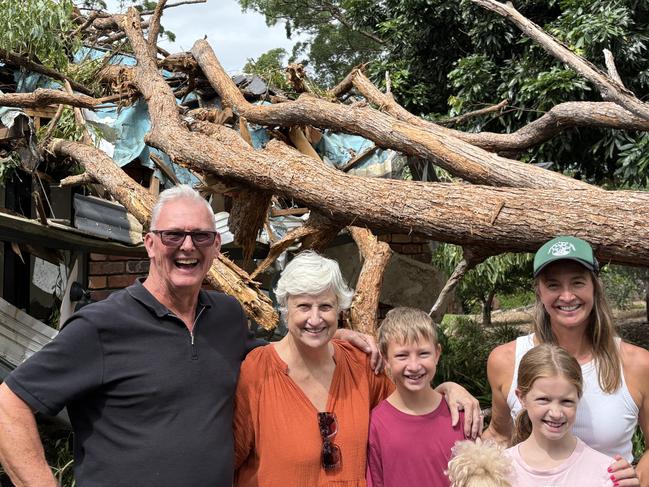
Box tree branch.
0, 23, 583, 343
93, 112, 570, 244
59, 172, 96, 187
0, 88, 109, 109
437, 100, 509, 126
603, 49, 624, 87
250, 212, 340, 280
49, 137, 278, 329
347, 69, 649, 154
191, 39, 591, 191
349, 227, 392, 335
429, 247, 487, 323
121, 10, 649, 278
147, 0, 168, 57
0, 49, 93, 96
472, 0, 649, 121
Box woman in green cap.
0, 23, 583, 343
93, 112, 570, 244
483, 236, 649, 486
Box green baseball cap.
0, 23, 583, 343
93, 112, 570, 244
533, 236, 599, 277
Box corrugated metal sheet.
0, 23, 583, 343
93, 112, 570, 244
73, 194, 143, 244
0, 297, 57, 368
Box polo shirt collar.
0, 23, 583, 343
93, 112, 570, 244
128, 278, 212, 318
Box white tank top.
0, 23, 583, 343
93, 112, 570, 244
506, 334, 639, 462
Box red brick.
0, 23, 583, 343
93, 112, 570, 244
90, 290, 113, 301
399, 244, 425, 254
89, 261, 125, 275
90, 253, 108, 261
126, 260, 149, 274
390, 233, 414, 244
108, 274, 137, 288
88, 276, 107, 290
411, 234, 430, 243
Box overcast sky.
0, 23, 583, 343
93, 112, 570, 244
103, 0, 305, 73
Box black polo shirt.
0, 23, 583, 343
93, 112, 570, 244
6, 280, 262, 487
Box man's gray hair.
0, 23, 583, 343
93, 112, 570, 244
150, 184, 216, 230
275, 251, 354, 318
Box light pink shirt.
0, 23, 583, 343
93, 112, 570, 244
505, 438, 614, 487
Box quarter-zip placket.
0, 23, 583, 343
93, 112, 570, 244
189, 305, 207, 360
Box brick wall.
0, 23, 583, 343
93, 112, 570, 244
88, 253, 150, 301
377, 233, 433, 264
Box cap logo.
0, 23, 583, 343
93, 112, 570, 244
548, 241, 575, 256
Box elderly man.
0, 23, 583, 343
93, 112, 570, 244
0, 185, 478, 487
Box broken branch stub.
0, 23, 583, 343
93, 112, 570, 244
349, 227, 392, 335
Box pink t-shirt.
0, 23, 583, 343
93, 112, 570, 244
505, 437, 614, 487
366, 399, 465, 487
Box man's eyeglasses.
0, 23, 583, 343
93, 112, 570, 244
317, 412, 342, 470
151, 230, 218, 247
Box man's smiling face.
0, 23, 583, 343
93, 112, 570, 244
144, 198, 220, 297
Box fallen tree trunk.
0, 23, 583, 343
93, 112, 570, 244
118, 9, 649, 268
190, 39, 592, 191
48, 138, 278, 330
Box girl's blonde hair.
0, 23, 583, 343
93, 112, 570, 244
447, 439, 511, 487
511, 344, 583, 446
533, 268, 621, 393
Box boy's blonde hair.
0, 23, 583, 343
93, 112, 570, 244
378, 307, 438, 357
447, 440, 512, 487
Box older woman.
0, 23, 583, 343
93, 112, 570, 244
234, 251, 479, 486
484, 236, 649, 486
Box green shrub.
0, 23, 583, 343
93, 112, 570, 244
434, 318, 524, 406
497, 290, 536, 310
601, 265, 644, 310
633, 426, 646, 464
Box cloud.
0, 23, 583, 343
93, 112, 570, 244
103, 0, 306, 73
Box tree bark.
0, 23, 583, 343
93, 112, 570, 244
429, 248, 487, 323
249, 210, 340, 280
347, 69, 649, 154
349, 227, 392, 335
0, 89, 101, 109
190, 39, 592, 191
150, 118, 649, 267
48, 137, 278, 329
122, 9, 649, 266
229, 189, 273, 262
482, 289, 496, 327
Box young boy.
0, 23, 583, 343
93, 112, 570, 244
367, 307, 466, 487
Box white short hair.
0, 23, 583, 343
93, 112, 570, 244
275, 251, 354, 318
150, 184, 215, 230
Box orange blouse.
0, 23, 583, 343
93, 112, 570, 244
234, 340, 394, 487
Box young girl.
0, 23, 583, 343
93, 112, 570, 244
506, 344, 619, 486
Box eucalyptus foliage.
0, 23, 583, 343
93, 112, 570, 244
0, 0, 81, 70
243, 48, 291, 91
